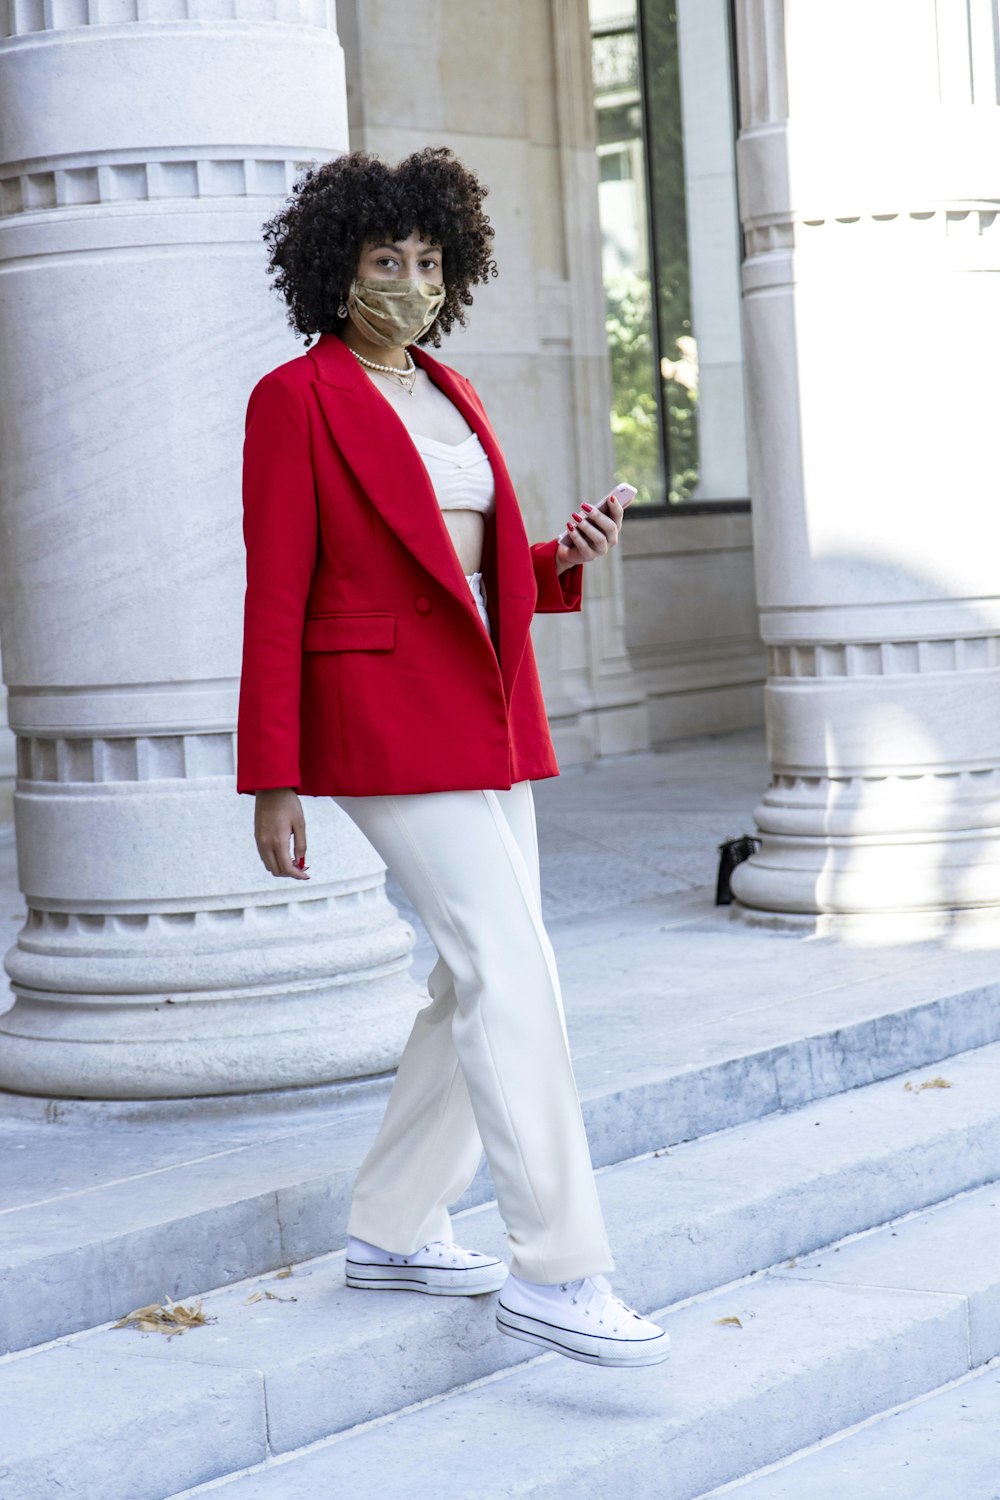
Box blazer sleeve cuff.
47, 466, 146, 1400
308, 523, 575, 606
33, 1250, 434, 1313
530, 536, 584, 613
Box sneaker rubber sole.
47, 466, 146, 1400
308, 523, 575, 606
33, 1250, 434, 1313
495, 1301, 671, 1367
345, 1256, 509, 1296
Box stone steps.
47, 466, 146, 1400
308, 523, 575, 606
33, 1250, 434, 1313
158, 1176, 1000, 1494
4, 933, 1000, 1355
698, 1360, 1000, 1498
4, 1035, 1000, 1499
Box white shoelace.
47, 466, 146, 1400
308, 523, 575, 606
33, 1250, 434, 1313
369, 1238, 493, 1267
557, 1273, 648, 1332
425, 1239, 469, 1263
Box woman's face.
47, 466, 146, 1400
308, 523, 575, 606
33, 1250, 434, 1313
356, 230, 443, 286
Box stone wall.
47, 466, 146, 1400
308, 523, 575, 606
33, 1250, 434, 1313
339, 0, 764, 757
339, 0, 652, 764
622, 0, 765, 744
622, 511, 763, 743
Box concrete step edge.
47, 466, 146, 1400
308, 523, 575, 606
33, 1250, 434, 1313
4, 973, 999, 1353
154, 1180, 1000, 1500
692, 1354, 1000, 1498
7, 1030, 1000, 1367
5, 1044, 1000, 1497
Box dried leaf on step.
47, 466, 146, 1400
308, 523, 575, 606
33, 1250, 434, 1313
113, 1296, 216, 1337
245, 1286, 298, 1305
715, 1315, 743, 1328
274, 1267, 293, 1279
116, 1302, 162, 1323
904, 1075, 952, 1093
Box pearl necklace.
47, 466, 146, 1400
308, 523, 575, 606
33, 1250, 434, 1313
349, 346, 418, 395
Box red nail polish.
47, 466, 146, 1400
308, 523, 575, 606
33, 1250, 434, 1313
581, 503, 594, 512
572, 512, 583, 521
567, 522, 575, 531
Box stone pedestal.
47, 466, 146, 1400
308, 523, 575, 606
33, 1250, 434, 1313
729, 0, 1000, 926
0, 5, 422, 1096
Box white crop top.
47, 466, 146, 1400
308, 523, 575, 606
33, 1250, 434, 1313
410, 431, 496, 518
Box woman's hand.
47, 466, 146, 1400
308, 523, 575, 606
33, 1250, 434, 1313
254, 788, 310, 879
555, 494, 625, 575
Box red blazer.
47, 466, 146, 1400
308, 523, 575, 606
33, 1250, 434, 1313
236, 331, 586, 796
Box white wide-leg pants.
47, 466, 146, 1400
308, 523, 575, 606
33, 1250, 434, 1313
333, 580, 614, 1284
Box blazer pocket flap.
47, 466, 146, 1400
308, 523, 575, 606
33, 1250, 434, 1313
303, 612, 396, 652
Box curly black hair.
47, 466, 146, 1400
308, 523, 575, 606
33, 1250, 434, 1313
262, 146, 498, 348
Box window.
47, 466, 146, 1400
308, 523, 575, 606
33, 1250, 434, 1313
590, 0, 748, 511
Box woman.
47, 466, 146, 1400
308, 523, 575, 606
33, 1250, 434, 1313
237, 146, 669, 1370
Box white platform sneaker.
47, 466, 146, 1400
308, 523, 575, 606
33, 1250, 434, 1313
345, 1234, 509, 1295
496, 1272, 670, 1368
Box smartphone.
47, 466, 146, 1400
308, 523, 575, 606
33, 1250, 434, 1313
557, 482, 637, 547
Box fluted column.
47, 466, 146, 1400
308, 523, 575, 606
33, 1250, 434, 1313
0, 1, 422, 1096
0, 636, 13, 837
729, 0, 1000, 926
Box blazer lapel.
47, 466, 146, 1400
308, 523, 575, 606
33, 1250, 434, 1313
307, 333, 536, 703
308, 336, 476, 624
412, 346, 537, 697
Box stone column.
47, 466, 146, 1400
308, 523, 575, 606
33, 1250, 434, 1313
0, 635, 13, 838
729, 0, 1000, 929
0, 3, 421, 1096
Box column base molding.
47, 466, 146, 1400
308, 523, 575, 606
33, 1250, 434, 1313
733, 612, 1000, 916
0, 963, 421, 1099
730, 828, 1000, 917
727, 895, 1000, 946
1, 731, 436, 1096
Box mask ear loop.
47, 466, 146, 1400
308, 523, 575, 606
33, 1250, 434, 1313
416, 282, 446, 342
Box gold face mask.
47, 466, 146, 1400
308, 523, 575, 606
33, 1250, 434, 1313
345, 276, 446, 348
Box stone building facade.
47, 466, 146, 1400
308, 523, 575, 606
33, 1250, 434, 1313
0, 0, 996, 1097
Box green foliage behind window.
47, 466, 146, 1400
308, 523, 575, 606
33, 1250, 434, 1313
591, 1, 700, 506
606, 272, 698, 504
605, 273, 661, 504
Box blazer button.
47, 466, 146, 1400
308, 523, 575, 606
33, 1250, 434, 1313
414, 596, 432, 614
